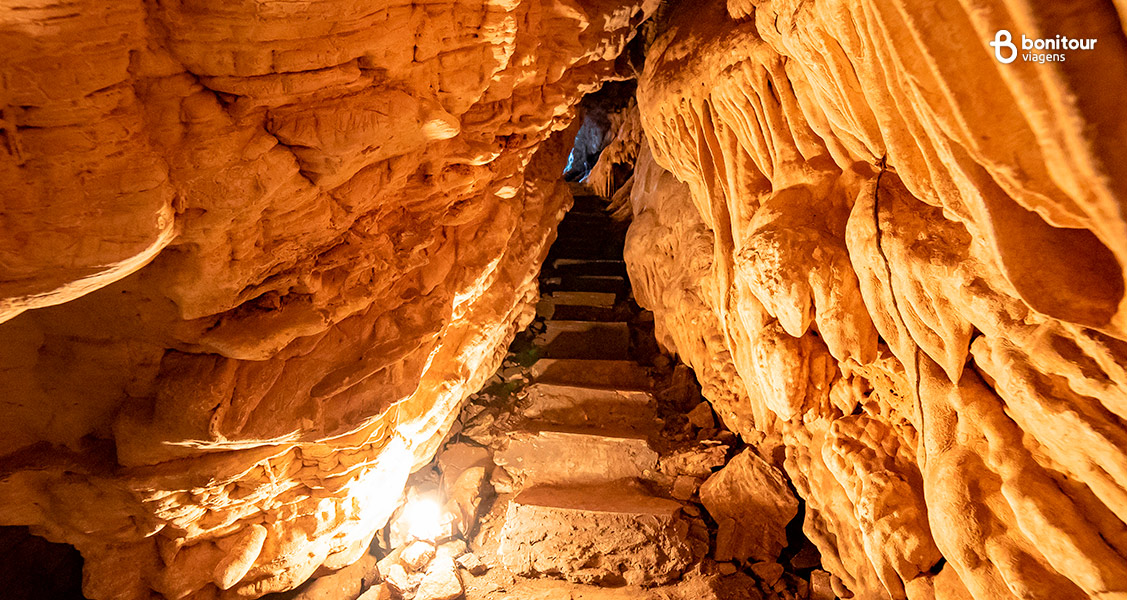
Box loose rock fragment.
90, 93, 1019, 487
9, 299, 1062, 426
751, 562, 785, 586
455, 552, 488, 576
660, 445, 728, 477
700, 450, 797, 563
357, 583, 394, 600
384, 563, 422, 598
687, 402, 716, 429
400, 541, 436, 572
415, 557, 463, 600
671, 475, 701, 500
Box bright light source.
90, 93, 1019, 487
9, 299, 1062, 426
403, 496, 444, 541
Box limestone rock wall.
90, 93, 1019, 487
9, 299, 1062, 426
626, 1, 1127, 598
0, 1, 656, 598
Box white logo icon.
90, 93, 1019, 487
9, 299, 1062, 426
990, 30, 1018, 63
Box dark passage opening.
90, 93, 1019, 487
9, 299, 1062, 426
562, 81, 638, 184
0, 526, 85, 600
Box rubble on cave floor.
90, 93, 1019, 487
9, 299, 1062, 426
271, 193, 840, 600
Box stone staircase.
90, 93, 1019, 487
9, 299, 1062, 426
486, 194, 705, 587
277, 193, 822, 600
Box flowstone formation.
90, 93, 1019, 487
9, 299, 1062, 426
623, 1, 1127, 599
0, 1, 657, 598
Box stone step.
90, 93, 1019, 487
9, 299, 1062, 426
540, 236, 622, 252
509, 483, 682, 514
522, 383, 657, 429
547, 258, 627, 278
556, 221, 623, 241
546, 290, 618, 308
529, 359, 651, 390
554, 217, 613, 233
494, 428, 658, 487
539, 320, 629, 360
497, 483, 695, 586
558, 211, 609, 222
551, 257, 625, 268
536, 291, 619, 321
545, 304, 620, 322
542, 275, 628, 296
569, 195, 610, 214
566, 182, 595, 196
557, 207, 614, 220
547, 240, 623, 261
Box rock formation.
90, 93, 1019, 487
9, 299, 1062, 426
4, 0, 1127, 599
625, 1, 1127, 599
699, 449, 797, 565
0, 1, 656, 598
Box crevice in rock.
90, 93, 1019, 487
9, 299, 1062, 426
0, 526, 85, 600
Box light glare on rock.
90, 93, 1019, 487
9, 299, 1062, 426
404, 497, 444, 542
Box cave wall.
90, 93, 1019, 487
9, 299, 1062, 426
625, 0, 1127, 598
0, 1, 656, 598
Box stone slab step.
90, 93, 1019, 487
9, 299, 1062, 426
522, 383, 657, 429
558, 212, 610, 223
556, 221, 622, 241
569, 196, 610, 214
494, 428, 658, 487
558, 211, 610, 222
460, 573, 752, 600
534, 293, 622, 320
539, 320, 629, 360
545, 304, 620, 322
546, 290, 618, 308
460, 576, 661, 600
542, 275, 628, 296
547, 241, 623, 261
511, 484, 682, 515
566, 181, 594, 195
549, 233, 625, 249
557, 210, 616, 224
537, 292, 620, 320
498, 483, 694, 586
547, 258, 627, 278
529, 359, 651, 390
551, 258, 624, 268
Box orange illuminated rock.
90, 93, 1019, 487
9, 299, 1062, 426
0, 1, 657, 598
4, 0, 1127, 599
699, 450, 797, 563
625, 1, 1127, 599
498, 484, 696, 586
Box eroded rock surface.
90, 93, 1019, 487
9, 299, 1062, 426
0, 1, 656, 598
625, 1, 1127, 599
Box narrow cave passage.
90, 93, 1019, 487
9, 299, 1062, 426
274, 132, 833, 600
3, 1, 1126, 600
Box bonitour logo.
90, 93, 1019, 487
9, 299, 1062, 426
990, 29, 1097, 64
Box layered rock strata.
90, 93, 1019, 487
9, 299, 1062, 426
626, 1, 1127, 599
0, 1, 656, 598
